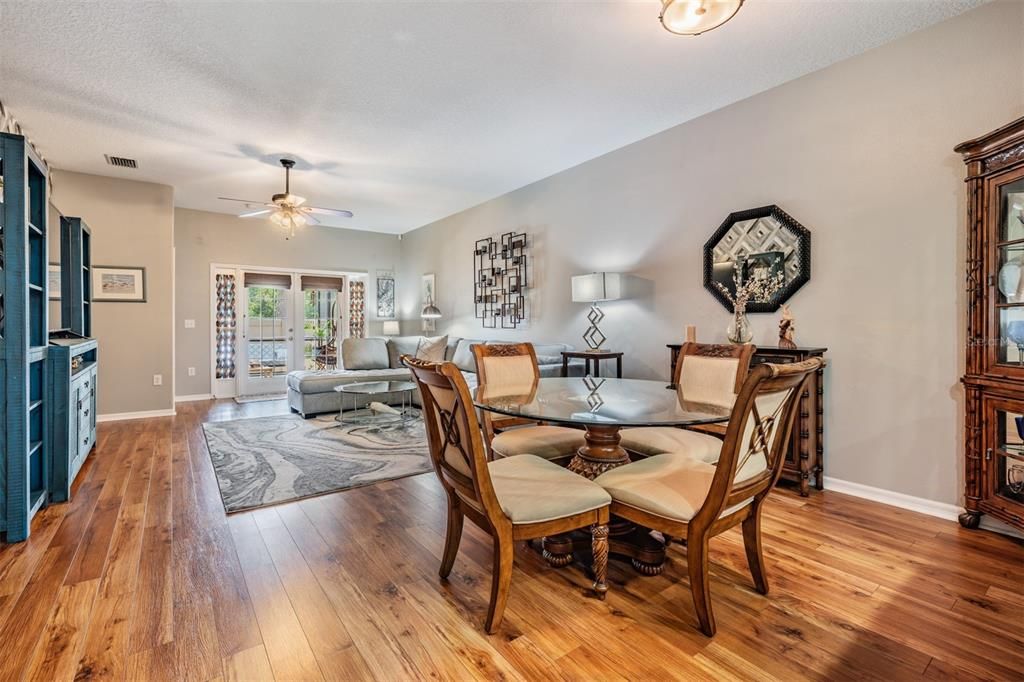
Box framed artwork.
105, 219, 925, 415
93, 265, 147, 302
48, 263, 61, 300
422, 273, 436, 332
376, 272, 395, 319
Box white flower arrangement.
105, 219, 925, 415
713, 262, 785, 315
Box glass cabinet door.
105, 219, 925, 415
991, 403, 1024, 511
994, 176, 1024, 367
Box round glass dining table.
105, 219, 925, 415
473, 377, 730, 478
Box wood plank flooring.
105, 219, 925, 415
1, 399, 1021, 681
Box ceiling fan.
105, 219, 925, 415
219, 158, 353, 239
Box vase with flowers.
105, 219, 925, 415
714, 262, 785, 344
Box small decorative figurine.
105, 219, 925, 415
778, 304, 797, 349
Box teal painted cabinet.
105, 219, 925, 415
47, 336, 97, 503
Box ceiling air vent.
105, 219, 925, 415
104, 154, 138, 169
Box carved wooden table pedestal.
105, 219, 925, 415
544, 424, 669, 575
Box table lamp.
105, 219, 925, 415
382, 320, 400, 336
571, 272, 623, 351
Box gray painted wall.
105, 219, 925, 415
397, 2, 1024, 506
50, 169, 176, 415
173, 207, 402, 396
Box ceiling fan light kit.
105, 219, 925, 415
219, 158, 354, 239
660, 0, 743, 36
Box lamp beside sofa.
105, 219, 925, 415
286, 335, 585, 418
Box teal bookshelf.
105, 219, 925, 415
1, 132, 51, 542
49, 216, 98, 502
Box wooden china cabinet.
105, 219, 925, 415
956, 117, 1024, 532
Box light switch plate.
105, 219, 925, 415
184, 319, 196, 328
153, 374, 163, 386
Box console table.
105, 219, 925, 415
561, 350, 623, 378
668, 344, 827, 496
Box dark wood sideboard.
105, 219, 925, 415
667, 344, 827, 496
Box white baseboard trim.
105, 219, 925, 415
97, 408, 177, 423
822, 476, 961, 521
175, 393, 214, 402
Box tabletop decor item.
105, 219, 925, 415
92, 265, 146, 302
778, 304, 797, 349
571, 272, 624, 350
474, 231, 527, 328
704, 204, 810, 313
713, 261, 784, 343
421, 273, 440, 331
1007, 320, 1024, 365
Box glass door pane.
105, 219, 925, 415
994, 408, 1024, 507
302, 288, 340, 370
996, 177, 1024, 368
239, 284, 291, 395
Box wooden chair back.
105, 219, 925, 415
471, 343, 544, 445
674, 342, 755, 408
402, 356, 504, 525
693, 358, 822, 526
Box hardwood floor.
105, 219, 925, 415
1, 399, 1021, 681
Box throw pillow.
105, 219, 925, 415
416, 335, 449, 362
341, 337, 389, 370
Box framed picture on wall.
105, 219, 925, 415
93, 265, 147, 302
48, 263, 61, 300
376, 272, 395, 319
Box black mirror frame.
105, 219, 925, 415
702, 204, 811, 314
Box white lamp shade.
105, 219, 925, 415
382, 320, 401, 335
571, 273, 623, 303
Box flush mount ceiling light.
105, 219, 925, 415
660, 0, 744, 36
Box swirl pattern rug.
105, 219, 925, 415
202, 411, 431, 513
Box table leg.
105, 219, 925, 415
561, 355, 569, 378
616, 356, 622, 379
593, 359, 601, 378
544, 425, 668, 575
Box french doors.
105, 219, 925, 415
216, 268, 347, 398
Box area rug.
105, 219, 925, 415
202, 411, 431, 513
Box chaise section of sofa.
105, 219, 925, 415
286, 335, 585, 418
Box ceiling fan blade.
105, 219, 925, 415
218, 196, 273, 205
306, 206, 354, 218
238, 209, 273, 218
303, 213, 321, 225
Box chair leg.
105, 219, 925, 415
686, 533, 716, 637
484, 533, 514, 634
439, 496, 464, 579
742, 504, 769, 595
591, 524, 609, 600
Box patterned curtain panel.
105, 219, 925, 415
215, 273, 237, 379
349, 280, 365, 339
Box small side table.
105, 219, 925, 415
561, 350, 623, 378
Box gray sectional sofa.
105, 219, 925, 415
286, 335, 585, 418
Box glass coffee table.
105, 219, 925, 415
334, 380, 418, 425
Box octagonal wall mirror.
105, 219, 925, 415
703, 204, 811, 313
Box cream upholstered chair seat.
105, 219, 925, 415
488, 455, 611, 524
594, 452, 765, 522
618, 427, 722, 460
490, 425, 585, 460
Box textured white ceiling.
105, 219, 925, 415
1, 1, 984, 234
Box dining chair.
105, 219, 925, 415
619, 342, 754, 458
402, 355, 611, 634
472, 343, 586, 462
594, 358, 822, 636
